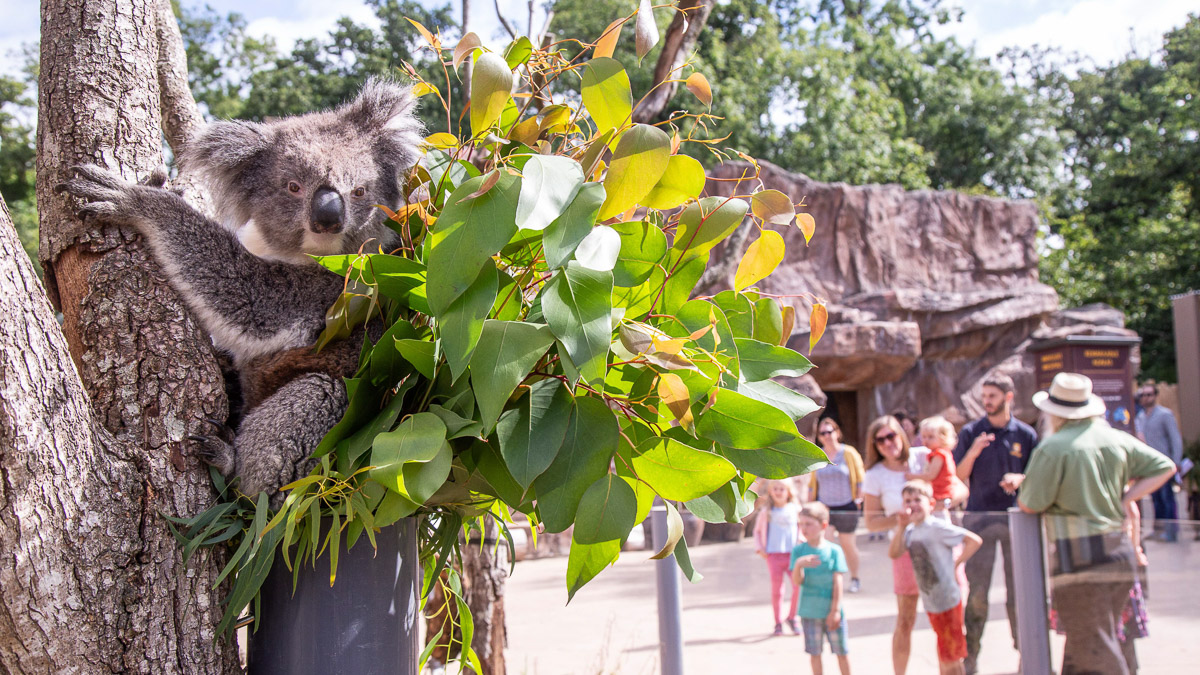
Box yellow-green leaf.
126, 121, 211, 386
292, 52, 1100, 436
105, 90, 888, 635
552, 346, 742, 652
751, 189, 794, 226
581, 58, 633, 136
594, 19, 624, 59
642, 154, 705, 210
734, 230, 785, 292
424, 132, 459, 149
809, 302, 828, 353
598, 124, 671, 220
685, 72, 712, 107
406, 18, 441, 51
470, 52, 514, 136
657, 373, 691, 423
796, 212, 816, 245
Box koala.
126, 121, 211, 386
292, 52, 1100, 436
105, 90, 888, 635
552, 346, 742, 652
57, 79, 423, 502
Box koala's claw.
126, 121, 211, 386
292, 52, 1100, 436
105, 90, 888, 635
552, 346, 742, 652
187, 433, 236, 478
203, 418, 236, 444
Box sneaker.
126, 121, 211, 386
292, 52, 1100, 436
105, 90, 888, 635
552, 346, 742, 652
787, 618, 800, 635
963, 655, 978, 675
848, 578, 861, 593
773, 623, 783, 636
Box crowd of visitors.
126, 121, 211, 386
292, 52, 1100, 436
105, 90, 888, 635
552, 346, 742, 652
750, 371, 1187, 675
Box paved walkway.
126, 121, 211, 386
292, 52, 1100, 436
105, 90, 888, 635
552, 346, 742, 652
504, 532, 1199, 674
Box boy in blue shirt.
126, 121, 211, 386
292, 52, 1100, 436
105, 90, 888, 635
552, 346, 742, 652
790, 502, 852, 675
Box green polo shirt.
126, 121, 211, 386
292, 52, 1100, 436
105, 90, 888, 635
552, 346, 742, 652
1018, 418, 1174, 539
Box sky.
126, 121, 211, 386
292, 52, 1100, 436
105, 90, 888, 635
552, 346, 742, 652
1, 0, 1197, 79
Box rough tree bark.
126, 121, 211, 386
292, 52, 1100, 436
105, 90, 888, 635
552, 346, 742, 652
0, 0, 238, 672
462, 523, 509, 675
633, 0, 716, 124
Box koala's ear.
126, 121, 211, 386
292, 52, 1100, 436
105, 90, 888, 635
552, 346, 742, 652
180, 120, 272, 177
341, 78, 423, 144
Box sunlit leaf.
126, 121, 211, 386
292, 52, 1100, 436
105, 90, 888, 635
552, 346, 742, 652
573, 473, 638, 544
635, 0, 660, 61
611, 220, 668, 287
453, 32, 482, 69
544, 183, 606, 269
752, 296, 783, 346
470, 52, 514, 135
503, 36, 534, 69
424, 132, 459, 149
796, 212, 816, 245
440, 264, 499, 381
733, 230, 785, 291
406, 18, 441, 51
593, 18, 624, 59
581, 57, 633, 136
538, 104, 573, 135
631, 436, 737, 502
685, 72, 712, 107
508, 116, 541, 146
696, 388, 800, 449
809, 302, 828, 353
733, 338, 813, 381
575, 225, 622, 272
599, 124, 671, 220
672, 197, 749, 256
566, 537, 620, 602
648, 500, 684, 560
718, 436, 827, 480
369, 413, 452, 505
642, 154, 706, 210
516, 155, 585, 231
412, 82, 441, 98
657, 373, 691, 423
749, 192, 792, 228
737, 379, 821, 421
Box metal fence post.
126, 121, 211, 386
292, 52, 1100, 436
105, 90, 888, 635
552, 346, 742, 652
1008, 507, 1052, 675
652, 501, 685, 675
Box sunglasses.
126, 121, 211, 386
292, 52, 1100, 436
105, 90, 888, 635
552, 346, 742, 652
819, 430, 835, 437
875, 431, 898, 444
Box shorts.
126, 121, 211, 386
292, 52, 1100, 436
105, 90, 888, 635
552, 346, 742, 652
928, 602, 968, 663
801, 616, 849, 656
892, 550, 919, 596
826, 501, 860, 535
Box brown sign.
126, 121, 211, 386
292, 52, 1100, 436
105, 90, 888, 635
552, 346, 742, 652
1030, 336, 1141, 432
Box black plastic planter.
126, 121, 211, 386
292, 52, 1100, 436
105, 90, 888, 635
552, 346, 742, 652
248, 518, 420, 675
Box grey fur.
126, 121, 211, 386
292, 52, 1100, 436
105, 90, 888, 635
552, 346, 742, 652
57, 79, 422, 503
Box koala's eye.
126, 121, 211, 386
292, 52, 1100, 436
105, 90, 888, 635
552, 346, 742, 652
287, 181, 302, 194
352, 186, 367, 198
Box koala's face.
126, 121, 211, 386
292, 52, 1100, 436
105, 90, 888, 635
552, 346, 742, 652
184, 80, 423, 264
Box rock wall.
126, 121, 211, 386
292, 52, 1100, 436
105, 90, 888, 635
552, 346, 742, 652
704, 161, 1137, 430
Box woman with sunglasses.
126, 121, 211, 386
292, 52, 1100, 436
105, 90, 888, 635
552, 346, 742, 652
811, 417, 865, 593
862, 415, 923, 675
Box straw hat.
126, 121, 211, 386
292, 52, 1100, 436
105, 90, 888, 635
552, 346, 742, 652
1032, 372, 1107, 419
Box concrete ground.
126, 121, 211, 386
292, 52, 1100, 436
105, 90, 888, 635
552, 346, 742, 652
504, 529, 1199, 674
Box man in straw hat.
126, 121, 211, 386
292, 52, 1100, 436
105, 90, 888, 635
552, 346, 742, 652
1018, 372, 1176, 675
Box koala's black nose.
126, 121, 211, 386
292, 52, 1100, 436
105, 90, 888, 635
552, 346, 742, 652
311, 188, 344, 234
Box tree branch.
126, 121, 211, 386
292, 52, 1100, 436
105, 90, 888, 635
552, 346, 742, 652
633, 0, 715, 124
155, 0, 204, 156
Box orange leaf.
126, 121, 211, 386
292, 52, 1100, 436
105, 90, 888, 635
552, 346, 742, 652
652, 336, 688, 355
796, 212, 816, 245
779, 305, 795, 347
464, 170, 502, 200
657, 373, 691, 423
406, 18, 441, 52
809, 303, 828, 354
687, 324, 713, 342
594, 19, 625, 59
685, 72, 712, 107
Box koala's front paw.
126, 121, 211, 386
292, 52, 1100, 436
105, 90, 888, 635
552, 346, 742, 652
55, 164, 168, 227
187, 418, 236, 478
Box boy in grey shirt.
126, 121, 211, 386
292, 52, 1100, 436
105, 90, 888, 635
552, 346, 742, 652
890, 480, 982, 675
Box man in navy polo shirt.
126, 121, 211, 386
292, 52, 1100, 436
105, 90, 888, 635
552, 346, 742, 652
953, 373, 1038, 675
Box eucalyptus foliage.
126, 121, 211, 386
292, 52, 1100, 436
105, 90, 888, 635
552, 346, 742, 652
175, 7, 828, 666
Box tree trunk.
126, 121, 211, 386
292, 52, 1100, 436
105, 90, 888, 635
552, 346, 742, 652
462, 523, 509, 675
0, 0, 238, 672
633, 0, 716, 124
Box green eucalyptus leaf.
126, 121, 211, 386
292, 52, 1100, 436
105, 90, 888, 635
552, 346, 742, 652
426, 172, 519, 316
580, 57, 633, 136
439, 264, 499, 382
611, 220, 667, 287
369, 321, 420, 385
541, 263, 614, 385
491, 269, 522, 321
611, 266, 665, 320
573, 473, 638, 545
533, 396, 620, 532
711, 290, 756, 337
426, 149, 479, 195
369, 413, 452, 505
343, 379, 415, 467
630, 436, 737, 501
717, 436, 827, 480
503, 35, 534, 69
642, 154, 706, 210
469, 320, 557, 434
566, 536, 621, 603
736, 379, 822, 421
672, 197, 749, 256
685, 481, 756, 524
543, 182, 606, 269
599, 124, 671, 220
659, 251, 709, 313
495, 379, 575, 488
734, 338, 814, 381
467, 440, 533, 511
752, 296, 784, 345
427, 404, 484, 439
696, 388, 800, 449
673, 532, 703, 582
471, 51, 514, 135
395, 339, 437, 380
516, 155, 585, 231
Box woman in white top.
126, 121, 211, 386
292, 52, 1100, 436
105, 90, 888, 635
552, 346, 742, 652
862, 415, 922, 675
